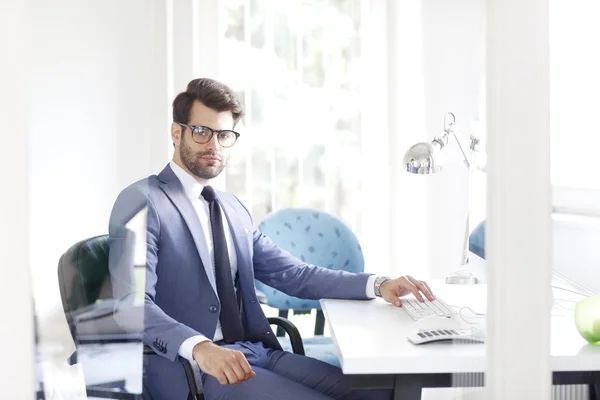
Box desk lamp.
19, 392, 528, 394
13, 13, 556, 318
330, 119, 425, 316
403, 113, 483, 284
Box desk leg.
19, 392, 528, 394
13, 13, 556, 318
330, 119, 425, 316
394, 375, 422, 400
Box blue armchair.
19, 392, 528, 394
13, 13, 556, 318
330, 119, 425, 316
255, 208, 365, 367
469, 220, 486, 259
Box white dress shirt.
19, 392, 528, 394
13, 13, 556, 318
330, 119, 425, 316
170, 161, 378, 361
171, 161, 238, 360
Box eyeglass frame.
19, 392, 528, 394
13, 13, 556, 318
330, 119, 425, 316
178, 122, 240, 148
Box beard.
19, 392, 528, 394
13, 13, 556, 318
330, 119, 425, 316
179, 136, 227, 180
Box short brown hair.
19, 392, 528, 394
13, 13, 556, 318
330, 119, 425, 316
172, 78, 244, 126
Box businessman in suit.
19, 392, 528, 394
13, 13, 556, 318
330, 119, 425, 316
109, 78, 435, 400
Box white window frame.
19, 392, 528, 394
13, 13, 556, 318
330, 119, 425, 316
486, 0, 552, 397
0, 1, 35, 397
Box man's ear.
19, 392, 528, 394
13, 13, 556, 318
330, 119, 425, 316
171, 122, 181, 144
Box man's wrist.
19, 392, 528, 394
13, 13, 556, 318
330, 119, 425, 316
193, 340, 212, 353
192, 340, 214, 361
374, 276, 392, 297
180, 335, 212, 361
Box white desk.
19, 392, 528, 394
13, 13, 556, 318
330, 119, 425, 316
321, 282, 600, 399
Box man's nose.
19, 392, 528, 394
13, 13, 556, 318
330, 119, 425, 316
206, 133, 222, 151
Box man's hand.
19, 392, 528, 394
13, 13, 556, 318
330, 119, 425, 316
192, 341, 256, 385
379, 276, 435, 307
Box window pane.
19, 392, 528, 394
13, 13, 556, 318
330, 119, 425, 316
221, 0, 363, 233
251, 146, 273, 223
550, 0, 600, 190
224, 0, 245, 41
273, 148, 300, 210
250, 0, 266, 49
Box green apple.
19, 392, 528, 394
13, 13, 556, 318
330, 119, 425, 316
575, 295, 600, 345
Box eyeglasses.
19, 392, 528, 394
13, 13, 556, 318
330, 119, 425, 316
178, 123, 240, 148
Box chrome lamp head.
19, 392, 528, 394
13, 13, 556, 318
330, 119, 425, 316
402, 112, 484, 284
403, 112, 479, 174
403, 142, 442, 174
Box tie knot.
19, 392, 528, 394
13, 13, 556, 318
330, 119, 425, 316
201, 185, 217, 202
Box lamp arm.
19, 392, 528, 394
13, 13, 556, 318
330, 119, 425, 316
442, 112, 471, 169
449, 129, 472, 169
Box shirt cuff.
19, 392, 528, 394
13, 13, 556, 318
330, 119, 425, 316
366, 275, 377, 299
179, 334, 212, 361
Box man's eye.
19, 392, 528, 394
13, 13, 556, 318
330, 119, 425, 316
194, 128, 210, 136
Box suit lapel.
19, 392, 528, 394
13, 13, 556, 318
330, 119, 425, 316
158, 165, 216, 294
218, 197, 254, 291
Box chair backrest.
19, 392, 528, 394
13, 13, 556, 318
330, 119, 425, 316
58, 235, 204, 398
57, 235, 113, 338
255, 208, 364, 311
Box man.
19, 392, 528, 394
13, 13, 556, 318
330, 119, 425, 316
109, 78, 435, 400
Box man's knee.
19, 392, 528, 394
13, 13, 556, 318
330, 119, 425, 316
201, 367, 332, 400
269, 351, 352, 398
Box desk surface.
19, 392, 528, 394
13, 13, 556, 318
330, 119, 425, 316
321, 283, 600, 375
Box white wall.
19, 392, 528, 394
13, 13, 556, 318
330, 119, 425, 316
420, 0, 486, 278
28, 0, 169, 318
379, 0, 486, 279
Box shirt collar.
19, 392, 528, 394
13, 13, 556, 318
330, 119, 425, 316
169, 161, 204, 200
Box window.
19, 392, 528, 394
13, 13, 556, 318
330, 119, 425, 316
219, 0, 364, 230
550, 0, 600, 216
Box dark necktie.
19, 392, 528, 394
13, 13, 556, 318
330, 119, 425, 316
201, 185, 245, 343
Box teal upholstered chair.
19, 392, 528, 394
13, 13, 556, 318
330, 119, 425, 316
255, 208, 365, 367
469, 220, 486, 259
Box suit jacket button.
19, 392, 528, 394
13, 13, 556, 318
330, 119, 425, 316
209, 305, 218, 313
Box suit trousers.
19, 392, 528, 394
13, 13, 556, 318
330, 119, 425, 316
198, 341, 392, 400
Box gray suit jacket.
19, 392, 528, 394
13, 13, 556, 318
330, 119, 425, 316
108, 164, 373, 399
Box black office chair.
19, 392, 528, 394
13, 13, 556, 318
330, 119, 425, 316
54, 235, 305, 400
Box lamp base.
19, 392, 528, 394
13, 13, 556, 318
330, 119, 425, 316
445, 271, 478, 285
445, 253, 481, 284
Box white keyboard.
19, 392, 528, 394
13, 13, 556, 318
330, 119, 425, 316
399, 297, 455, 320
